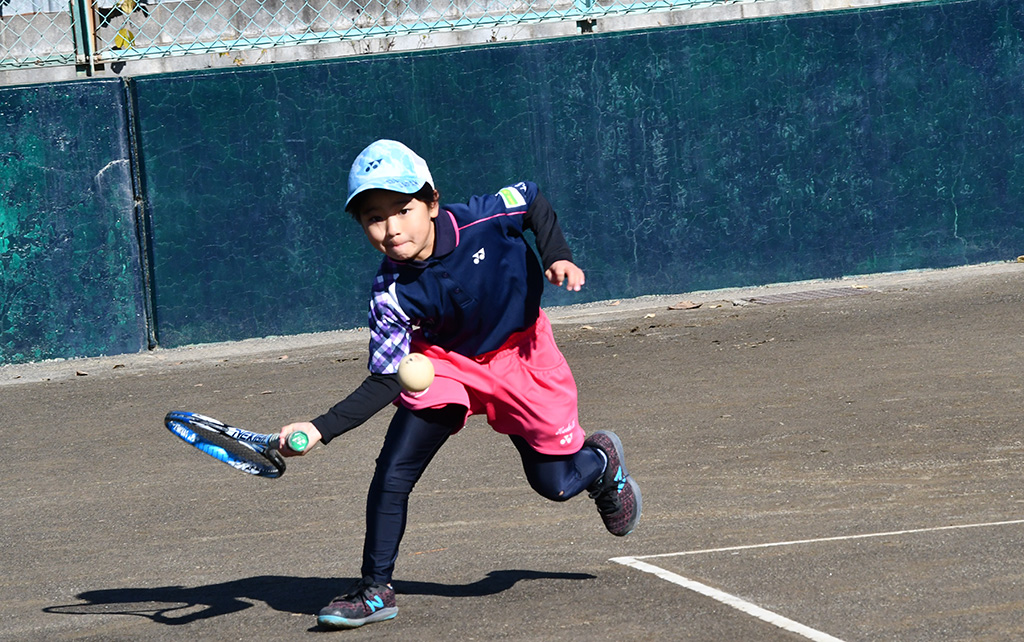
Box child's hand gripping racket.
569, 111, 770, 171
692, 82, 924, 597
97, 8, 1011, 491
164, 411, 308, 479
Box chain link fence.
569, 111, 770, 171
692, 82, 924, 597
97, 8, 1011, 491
1, 0, 766, 73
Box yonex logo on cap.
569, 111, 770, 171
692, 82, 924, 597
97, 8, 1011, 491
347, 139, 435, 208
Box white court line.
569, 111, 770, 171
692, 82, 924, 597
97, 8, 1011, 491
624, 517, 1024, 560
613, 557, 846, 642
611, 518, 1024, 642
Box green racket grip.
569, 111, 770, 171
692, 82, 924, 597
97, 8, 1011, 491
286, 430, 310, 453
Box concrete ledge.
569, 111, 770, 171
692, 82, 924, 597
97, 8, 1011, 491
3, 261, 1018, 386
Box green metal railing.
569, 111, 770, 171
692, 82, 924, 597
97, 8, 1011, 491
1, 0, 765, 73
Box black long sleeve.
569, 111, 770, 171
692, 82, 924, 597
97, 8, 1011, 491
310, 372, 403, 444
523, 191, 574, 268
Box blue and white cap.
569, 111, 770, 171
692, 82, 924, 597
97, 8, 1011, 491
346, 139, 434, 208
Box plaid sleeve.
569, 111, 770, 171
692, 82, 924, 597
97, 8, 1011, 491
367, 270, 412, 375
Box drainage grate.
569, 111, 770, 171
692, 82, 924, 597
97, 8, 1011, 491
743, 287, 869, 305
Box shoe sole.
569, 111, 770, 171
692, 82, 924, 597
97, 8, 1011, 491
318, 607, 398, 629
590, 430, 643, 536
618, 475, 642, 536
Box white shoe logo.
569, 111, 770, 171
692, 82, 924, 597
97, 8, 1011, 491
473, 248, 486, 264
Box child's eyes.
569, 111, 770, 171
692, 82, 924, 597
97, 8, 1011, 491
363, 206, 411, 223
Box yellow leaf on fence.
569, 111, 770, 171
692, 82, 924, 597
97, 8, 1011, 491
114, 28, 135, 50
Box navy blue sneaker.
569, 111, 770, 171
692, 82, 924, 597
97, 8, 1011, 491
585, 430, 642, 536
317, 578, 398, 629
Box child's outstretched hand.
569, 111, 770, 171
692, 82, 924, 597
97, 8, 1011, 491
279, 422, 322, 456
546, 260, 586, 292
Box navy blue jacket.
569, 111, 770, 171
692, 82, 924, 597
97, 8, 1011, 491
314, 181, 572, 443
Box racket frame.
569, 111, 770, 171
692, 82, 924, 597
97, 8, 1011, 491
164, 411, 286, 478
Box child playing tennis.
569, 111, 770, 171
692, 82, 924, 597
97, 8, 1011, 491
277, 139, 641, 630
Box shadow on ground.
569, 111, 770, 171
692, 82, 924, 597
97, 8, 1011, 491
43, 569, 596, 624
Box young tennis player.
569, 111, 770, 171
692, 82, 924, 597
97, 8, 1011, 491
278, 139, 641, 630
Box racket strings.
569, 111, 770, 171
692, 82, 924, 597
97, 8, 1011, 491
165, 413, 286, 478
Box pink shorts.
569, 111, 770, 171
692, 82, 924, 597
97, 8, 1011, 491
398, 310, 585, 455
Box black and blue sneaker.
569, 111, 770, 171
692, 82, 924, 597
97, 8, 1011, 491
318, 577, 398, 629
585, 430, 642, 536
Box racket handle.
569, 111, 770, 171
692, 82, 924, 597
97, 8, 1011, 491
287, 430, 309, 453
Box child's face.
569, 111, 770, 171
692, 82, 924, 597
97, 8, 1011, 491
356, 189, 439, 262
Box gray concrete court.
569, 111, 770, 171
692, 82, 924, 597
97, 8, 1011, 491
2, 262, 1023, 641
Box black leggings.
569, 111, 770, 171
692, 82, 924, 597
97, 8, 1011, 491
361, 404, 605, 583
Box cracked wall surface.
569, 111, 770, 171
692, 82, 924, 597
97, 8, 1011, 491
2, 0, 1023, 363
0, 80, 147, 363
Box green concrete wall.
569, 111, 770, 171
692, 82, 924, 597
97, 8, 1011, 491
0, 80, 147, 363
2, 0, 1023, 363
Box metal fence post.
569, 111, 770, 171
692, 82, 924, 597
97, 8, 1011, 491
69, 0, 98, 76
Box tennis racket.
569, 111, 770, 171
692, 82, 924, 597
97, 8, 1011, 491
164, 411, 308, 478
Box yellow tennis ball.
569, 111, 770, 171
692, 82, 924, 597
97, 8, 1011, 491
398, 353, 434, 393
